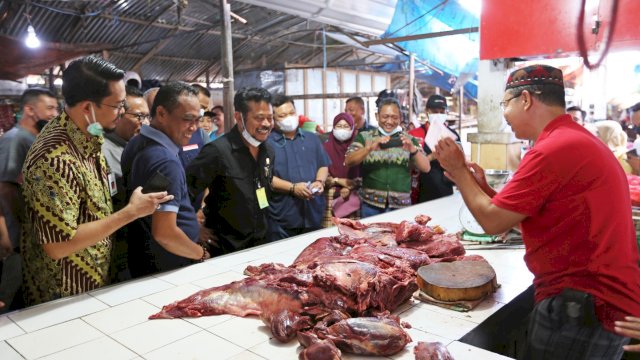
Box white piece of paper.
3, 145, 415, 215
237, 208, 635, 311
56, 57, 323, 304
424, 121, 458, 151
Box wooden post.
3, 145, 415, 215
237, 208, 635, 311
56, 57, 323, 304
48, 67, 55, 92
408, 53, 415, 125
219, 0, 234, 133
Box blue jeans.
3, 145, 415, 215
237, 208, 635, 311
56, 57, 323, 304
360, 202, 391, 219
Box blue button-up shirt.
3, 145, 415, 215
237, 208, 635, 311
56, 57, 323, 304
267, 129, 331, 231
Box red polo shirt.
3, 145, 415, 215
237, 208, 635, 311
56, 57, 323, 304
492, 114, 640, 332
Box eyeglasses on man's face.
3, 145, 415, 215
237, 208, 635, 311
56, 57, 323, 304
100, 100, 128, 112
499, 90, 543, 111
125, 112, 151, 123
499, 93, 523, 111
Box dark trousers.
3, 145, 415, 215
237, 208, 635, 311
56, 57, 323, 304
520, 291, 630, 360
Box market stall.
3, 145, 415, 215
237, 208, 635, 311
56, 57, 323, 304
0, 193, 532, 360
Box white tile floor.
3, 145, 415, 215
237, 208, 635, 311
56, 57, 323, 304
0, 195, 532, 359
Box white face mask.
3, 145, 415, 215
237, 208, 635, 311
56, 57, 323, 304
429, 113, 447, 125
84, 103, 104, 137
333, 128, 353, 142
240, 114, 262, 148
378, 125, 401, 137
277, 115, 298, 133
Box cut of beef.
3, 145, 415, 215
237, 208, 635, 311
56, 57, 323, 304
149, 276, 307, 320
414, 341, 455, 360
400, 233, 465, 258
320, 315, 412, 356
298, 338, 341, 360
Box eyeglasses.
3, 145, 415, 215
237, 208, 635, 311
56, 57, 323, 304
100, 100, 128, 112
499, 93, 522, 111
499, 90, 543, 111
125, 112, 151, 123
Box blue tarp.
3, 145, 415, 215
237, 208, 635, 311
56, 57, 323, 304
382, 0, 479, 99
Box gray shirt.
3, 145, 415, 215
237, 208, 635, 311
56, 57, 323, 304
0, 126, 36, 183
102, 132, 128, 178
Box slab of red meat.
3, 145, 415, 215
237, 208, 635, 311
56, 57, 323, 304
308, 259, 417, 315
395, 220, 445, 243
414, 341, 455, 360
297, 330, 342, 360
149, 276, 308, 320
348, 244, 431, 274
292, 237, 353, 268
400, 233, 465, 258
262, 309, 312, 343
414, 214, 432, 225
320, 316, 412, 356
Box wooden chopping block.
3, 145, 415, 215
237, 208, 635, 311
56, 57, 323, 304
416, 260, 498, 302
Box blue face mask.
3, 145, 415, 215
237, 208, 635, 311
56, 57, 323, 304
84, 103, 104, 137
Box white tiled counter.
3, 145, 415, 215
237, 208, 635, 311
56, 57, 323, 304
0, 193, 533, 359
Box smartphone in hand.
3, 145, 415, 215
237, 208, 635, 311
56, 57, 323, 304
379, 134, 404, 149
142, 170, 171, 194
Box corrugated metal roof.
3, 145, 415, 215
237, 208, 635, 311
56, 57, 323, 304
0, 0, 399, 83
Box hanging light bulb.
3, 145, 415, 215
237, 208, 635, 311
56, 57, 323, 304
25, 25, 41, 48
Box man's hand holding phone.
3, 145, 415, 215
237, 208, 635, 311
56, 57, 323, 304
127, 186, 174, 218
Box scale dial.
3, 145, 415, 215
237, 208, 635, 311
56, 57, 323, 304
459, 205, 486, 235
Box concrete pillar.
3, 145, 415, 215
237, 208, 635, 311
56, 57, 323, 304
467, 59, 522, 171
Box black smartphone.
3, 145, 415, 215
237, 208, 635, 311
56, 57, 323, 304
142, 170, 171, 194
379, 134, 404, 149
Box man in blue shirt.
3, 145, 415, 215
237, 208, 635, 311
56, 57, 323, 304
268, 95, 330, 241
122, 82, 209, 277
178, 84, 210, 168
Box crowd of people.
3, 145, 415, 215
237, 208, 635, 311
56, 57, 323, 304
0, 56, 453, 311
0, 57, 638, 356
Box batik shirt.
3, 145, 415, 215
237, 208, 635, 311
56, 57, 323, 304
21, 111, 112, 305
346, 129, 422, 209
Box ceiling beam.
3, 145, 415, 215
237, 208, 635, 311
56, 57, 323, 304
132, 28, 178, 71
362, 27, 479, 47
99, 14, 247, 40
129, 2, 175, 45
189, 36, 253, 82
111, 51, 210, 63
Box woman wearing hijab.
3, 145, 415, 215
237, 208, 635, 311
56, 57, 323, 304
321, 113, 361, 227
595, 120, 633, 174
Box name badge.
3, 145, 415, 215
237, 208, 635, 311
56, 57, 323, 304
256, 187, 269, 209
108, 172, 118, 197
183, 144, 199, 151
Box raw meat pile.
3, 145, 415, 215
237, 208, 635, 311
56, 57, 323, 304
151, 216, 468, 359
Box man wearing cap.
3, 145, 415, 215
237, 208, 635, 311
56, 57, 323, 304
435, 64, 640, 359
409, 95, 461, 202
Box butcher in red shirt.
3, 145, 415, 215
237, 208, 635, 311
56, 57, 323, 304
435, 64, 640, 359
